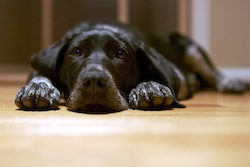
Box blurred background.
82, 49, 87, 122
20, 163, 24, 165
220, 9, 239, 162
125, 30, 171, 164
0, 0, 249, 72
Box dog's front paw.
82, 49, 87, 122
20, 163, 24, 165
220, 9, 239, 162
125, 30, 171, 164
129, 81, 175, 110
15, 82, 60, 110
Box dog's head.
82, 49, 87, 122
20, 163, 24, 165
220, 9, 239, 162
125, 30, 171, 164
31, 23, 143, 112
31, 22, 179, 112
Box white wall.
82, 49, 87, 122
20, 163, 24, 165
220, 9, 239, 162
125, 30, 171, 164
190, 0, 211, 53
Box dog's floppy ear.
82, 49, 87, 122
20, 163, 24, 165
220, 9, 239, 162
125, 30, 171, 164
31, 32, 76, 83
134, 40, 185, 108
31, 22, 92, 82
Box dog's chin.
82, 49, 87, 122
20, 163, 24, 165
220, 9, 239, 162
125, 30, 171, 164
79, 103, 114, 114
68, 102, 128, 114
67, 88, 129, 113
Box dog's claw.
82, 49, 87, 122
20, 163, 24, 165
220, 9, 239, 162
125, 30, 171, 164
129, 81, 176, 110
15, 82, 60, 110
128, 89, 139, 109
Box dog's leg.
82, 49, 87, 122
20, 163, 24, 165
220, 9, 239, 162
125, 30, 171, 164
170, 34, 245, 93
184, 44, 245, 93
15, 71, 61, 110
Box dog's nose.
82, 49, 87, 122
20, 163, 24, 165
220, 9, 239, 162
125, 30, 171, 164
82, 72, 108, 92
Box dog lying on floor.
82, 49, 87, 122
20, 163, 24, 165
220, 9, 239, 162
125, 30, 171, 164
15, 20, 247, 112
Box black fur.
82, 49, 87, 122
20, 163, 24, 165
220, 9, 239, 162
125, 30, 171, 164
15, 21, 246, 113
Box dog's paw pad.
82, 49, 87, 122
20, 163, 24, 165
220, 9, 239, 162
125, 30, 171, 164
15, 82, 60, 110
129, 81, 175, 110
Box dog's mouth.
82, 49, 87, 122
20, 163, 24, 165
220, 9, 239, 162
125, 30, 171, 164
73, 103, 115, 114
66, 70, 129, 113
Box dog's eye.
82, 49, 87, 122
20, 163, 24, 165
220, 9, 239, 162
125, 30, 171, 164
114, 49, 127, 59
72, 47, 83, 57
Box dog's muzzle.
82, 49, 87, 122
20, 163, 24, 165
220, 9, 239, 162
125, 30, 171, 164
66, 64, 129, 113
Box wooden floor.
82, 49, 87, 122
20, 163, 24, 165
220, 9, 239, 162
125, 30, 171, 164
0, 80, 250, 167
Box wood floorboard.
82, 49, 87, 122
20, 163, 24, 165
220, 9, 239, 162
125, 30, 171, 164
0, 82, 250, 167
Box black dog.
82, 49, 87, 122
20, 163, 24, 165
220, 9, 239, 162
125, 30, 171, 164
15, 20, 246, 112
